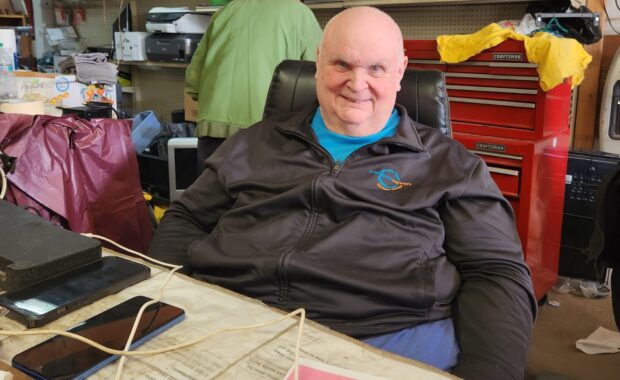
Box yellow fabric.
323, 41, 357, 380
153, 204, 167, 223
437, 23, 592, 91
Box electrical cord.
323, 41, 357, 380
84, 233, 183, 380
0, 148, 13, 200
604, 1, 620, 35
0, 165, 6, 199
112, 0, 125, 66
0, 233, 305, 380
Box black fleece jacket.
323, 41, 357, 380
149, 105, 537, 379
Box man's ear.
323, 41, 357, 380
315, 47, 321, 80
396, 55, 408, 92
400, 55, 408, 77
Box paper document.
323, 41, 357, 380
284, 358, 387, 380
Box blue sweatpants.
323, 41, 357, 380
362, 318, 459, 371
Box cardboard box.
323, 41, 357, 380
114, 32, 151, 61
14, 71, 118, 116
184, 92, 198, 122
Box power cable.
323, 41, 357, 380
0, 233, 305, 380
604, 1, 620, 35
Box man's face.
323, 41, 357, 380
315, 22, 407, 136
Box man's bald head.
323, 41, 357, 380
315, 6, 408, 136
320, 7, 405, 63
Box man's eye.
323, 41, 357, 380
369, 65, 384, 73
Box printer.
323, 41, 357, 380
146, 7, 210, 34
145, 7, 210, 63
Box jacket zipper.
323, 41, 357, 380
276, 176, 320, 304
274, 127, 422, 303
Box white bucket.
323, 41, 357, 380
599, 46, 620, 154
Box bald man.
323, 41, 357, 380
150, 7, 536, 379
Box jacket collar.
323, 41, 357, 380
275, 103, 427, 152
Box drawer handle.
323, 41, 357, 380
450, 97, 536, 109
470, 149, 523, 161
447, 85, 538, 95
445, 72, 539, 82
488, 167, 520, 177
408, 59, 443, 65
409, 59, 537, 69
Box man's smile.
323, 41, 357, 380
341, 95, 370, 104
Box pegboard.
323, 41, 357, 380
133, 67, 185, 122
73, 0, 123, 47
313, 2, 532, 39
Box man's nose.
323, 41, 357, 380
347, 69, 368, 91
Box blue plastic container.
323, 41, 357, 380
131, 110, 161, 153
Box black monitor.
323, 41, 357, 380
112, 4, 132, 51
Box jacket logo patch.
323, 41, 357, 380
369, 169, 412, 191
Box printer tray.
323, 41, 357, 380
0, 200, 102, 292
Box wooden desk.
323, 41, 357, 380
0, 360, 31, 379
0, 251, 457, 379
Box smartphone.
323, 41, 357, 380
0, 256, 150, 328
12, 295, 186, 380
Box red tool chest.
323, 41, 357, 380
405, 40, 572, 300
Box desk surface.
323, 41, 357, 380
0, 251, 456, 379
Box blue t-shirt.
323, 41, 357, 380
311, 107, 400, 164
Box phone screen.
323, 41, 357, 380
12, 296, 185, 380
0, 256, 151, 328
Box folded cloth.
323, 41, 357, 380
72, 52, 108, 64
437, 23, 592, 91
576, 326, 620, 354
75, 61, 118, 84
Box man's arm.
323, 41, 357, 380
148, 157, 234, 273
440, 159, 537, 379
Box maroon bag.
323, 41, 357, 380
0, 113, 152, 253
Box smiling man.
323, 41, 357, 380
149, 7, 537, 380
315, 7, 407, 137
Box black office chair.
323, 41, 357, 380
263, 59, 452, 137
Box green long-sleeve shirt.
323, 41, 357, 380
185, 0, 323, 138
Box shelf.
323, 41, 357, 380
122, 87, 134, 93
0, 14, 28, 27
307, 1, 344, 9
307, 0, 547, 8
117, 61, 188, 69
194, 6, 223, 13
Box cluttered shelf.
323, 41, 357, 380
118, 60, 188, 69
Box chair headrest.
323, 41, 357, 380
263, 60, 451, 137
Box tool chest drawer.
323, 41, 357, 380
454, 131, 570, 300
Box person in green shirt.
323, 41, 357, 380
185, 0, 323, 170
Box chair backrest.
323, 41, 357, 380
263, 60, 452, 137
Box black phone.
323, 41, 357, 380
0, 256, 150, 328
12, 295, 186, 380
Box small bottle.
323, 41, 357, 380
0, 42, 18, 99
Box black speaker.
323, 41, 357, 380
559, 150, 620, 280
